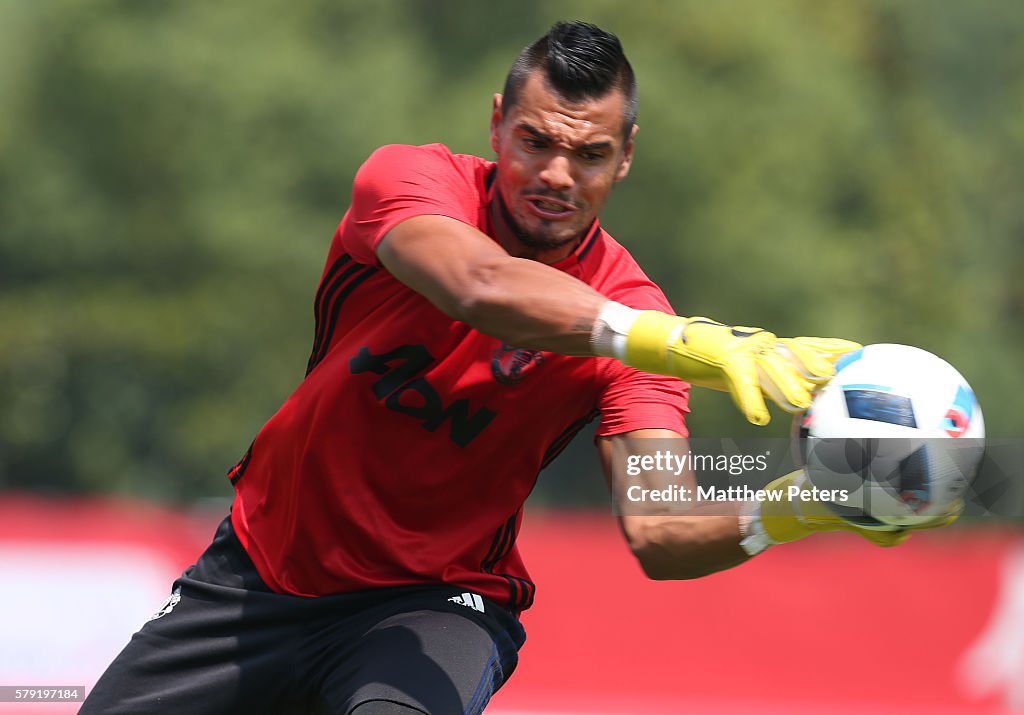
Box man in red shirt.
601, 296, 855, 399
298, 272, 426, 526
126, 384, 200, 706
83, 20, 921, 715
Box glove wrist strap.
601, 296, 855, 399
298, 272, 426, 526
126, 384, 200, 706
623, 310, 687, 373
739, 500, 778, 556
590, 301, 641, 360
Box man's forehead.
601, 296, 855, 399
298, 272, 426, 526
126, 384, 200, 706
506, 73, 627, 144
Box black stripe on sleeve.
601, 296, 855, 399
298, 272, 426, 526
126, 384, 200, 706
308, 255, 352, 367
305, 257, 378, 375
227, 441, 254, 486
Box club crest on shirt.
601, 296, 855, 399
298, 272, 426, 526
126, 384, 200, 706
491, 343, 544, 385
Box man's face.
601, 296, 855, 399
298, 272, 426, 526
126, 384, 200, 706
489, 71, 636, 260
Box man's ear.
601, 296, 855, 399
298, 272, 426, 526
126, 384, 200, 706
490, 93, 503, 154
615, 123, 639, 182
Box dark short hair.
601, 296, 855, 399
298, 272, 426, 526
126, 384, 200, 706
501, 21, 638, 140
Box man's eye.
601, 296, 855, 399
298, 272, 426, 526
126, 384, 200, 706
580, 152, 604, 162
523, 138, 546, 150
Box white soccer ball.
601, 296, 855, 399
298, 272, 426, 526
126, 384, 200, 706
796, 343, 985, 529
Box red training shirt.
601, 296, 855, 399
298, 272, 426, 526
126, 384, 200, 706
230, 143, 688, 613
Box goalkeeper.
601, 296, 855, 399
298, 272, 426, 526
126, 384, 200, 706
83, 20, 947, 715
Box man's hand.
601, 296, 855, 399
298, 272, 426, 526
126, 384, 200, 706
776, 336, 863, 382
758, 470, 910, 547
618, 311, 860, 425
754, 470, 963, 550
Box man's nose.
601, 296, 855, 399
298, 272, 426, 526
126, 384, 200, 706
539, 155, 574, 191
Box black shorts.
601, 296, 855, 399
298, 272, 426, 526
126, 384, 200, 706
80, 516, 526, 714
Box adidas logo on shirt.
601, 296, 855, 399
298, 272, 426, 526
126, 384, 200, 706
448, 592, 485, 613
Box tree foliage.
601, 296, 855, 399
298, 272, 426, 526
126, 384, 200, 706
1, 0, 1021, 502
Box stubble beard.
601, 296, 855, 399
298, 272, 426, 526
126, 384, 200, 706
495, 189, 583, 254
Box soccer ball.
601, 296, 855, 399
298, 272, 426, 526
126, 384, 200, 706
795, 343, 985, 529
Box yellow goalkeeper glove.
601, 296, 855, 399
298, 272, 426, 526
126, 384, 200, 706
739, 470, 962, 554
758, 470, 909, 547
590, 303, 860, 426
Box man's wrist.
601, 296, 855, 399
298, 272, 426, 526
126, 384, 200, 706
738, 500, 778, 556
590, 301, 641, 360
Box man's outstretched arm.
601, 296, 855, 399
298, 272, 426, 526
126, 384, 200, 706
378, 214, 606, 356
377, 214, 857, 425
597, 430, 952, 580
598, 429, 750, 580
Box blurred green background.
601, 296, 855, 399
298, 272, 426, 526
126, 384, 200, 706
1, 0, 1021, 504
